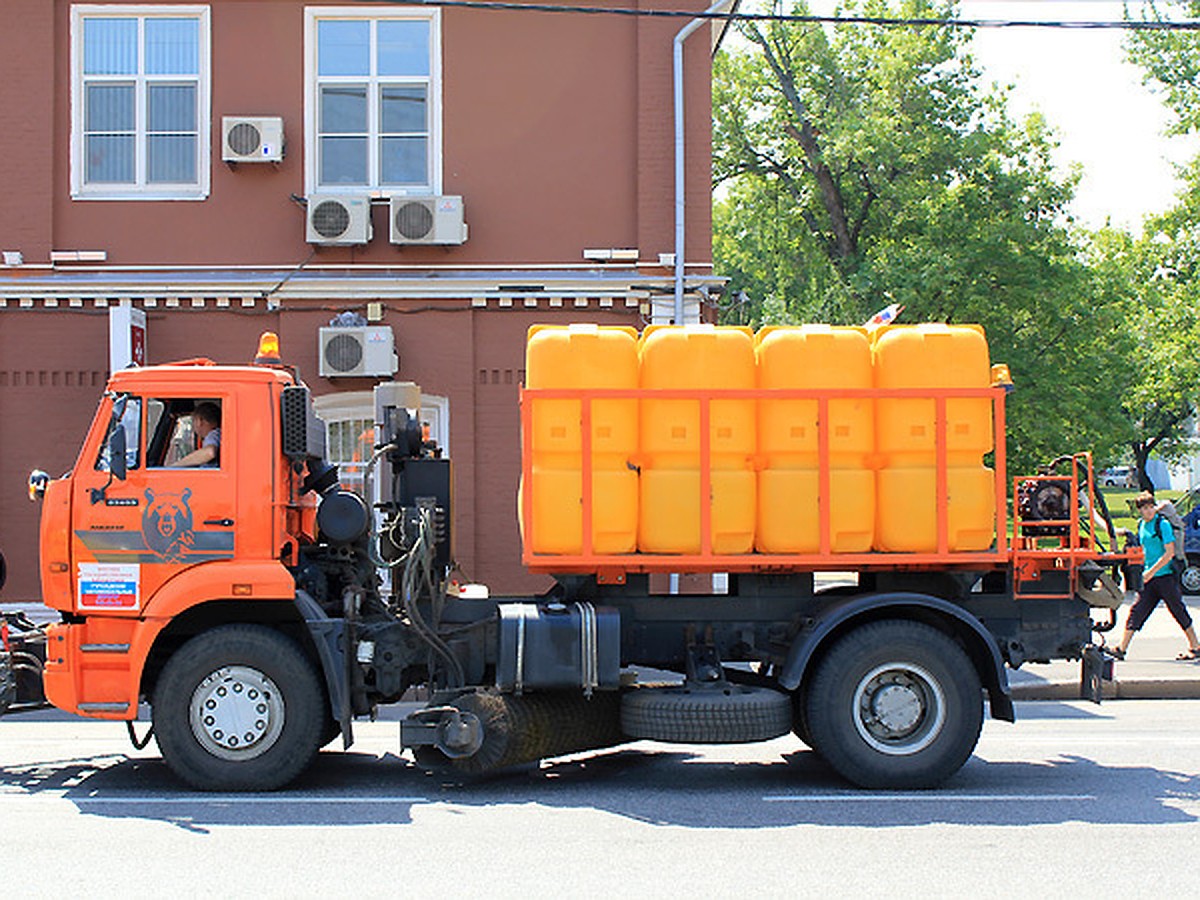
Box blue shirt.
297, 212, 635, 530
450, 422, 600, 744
1138, 514, 1176, 579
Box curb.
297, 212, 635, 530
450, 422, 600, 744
1010, 679, 1200, 701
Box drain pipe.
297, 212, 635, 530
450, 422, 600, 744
674, 0, 728, 325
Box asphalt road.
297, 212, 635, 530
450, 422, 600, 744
1, 699, 1198, 897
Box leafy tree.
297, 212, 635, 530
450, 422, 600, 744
1116, 1, 1200, 486
713, 0, 1123, 472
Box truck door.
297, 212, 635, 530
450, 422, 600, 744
70, 394, 238, 613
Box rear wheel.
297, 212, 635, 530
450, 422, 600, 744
1180, 556, 1200, 596
153, 625, 324, 791
805, 620, 983, 789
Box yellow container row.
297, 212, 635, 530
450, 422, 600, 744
522, 322, 998, 558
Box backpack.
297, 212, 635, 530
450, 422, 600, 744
1151, 506, 1188, 575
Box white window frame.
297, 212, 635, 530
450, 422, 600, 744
70, 4, 212, 201
304, 6, 442, 198
313, 390, 450, 497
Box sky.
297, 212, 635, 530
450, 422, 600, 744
801, 0, 1200, 230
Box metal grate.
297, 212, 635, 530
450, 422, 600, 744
311, 200, 351, 239
393, 201, 434, 240
227, 122, 262, 156
324, 332, 363, 373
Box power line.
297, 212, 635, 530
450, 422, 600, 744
366, 0, 1200, 30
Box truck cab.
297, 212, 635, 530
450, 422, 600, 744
38, 353, 319, 724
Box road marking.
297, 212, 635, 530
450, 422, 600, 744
762, 793, 1096, 802
0, 794, 429, 804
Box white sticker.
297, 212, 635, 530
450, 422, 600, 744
78, 563, 141, 611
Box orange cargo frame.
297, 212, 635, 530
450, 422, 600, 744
1010, 453, 1121, 600
520, 384, 1011, 578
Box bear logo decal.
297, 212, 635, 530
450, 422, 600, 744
142, 487, 195, 562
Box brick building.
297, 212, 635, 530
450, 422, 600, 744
0, 0, 723, 599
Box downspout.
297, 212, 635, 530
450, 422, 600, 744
674, 0, 729, 325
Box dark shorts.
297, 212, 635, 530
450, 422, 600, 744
1126, 572, 1193, 632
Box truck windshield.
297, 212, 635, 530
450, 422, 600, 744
94, 395, 141, 472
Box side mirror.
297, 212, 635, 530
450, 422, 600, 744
28, 469, 50, 502
109, 426, 128, 481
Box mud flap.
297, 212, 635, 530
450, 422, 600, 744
1080, 645, 1113, 704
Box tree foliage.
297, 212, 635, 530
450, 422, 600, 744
1114, 1, 1200, 484
713, 0, 1124, 472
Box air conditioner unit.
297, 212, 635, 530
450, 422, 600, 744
389, 195, 467, 245
318, 326, 398, 378
221, 116, 284, 162
306, 195, 373, 246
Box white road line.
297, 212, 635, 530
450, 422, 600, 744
762, 793, 1096, 802
0, 794, 429, 804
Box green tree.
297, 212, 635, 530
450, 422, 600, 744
1117, 1, 1200, 485
713, 0, 1123, 472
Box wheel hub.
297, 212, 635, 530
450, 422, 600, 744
1182, 565, 1200, 596
189, 665, 285, 761
853, 663, 946, 756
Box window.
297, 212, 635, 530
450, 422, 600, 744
144, 398, 223, 468
71, 5, 211, 200
314, 390, 449, 496
306, 8, 440, 194
95, 396, 142, 472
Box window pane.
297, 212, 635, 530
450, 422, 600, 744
318, 20, 369, 76
146, 18, 199, 75
84, 18, 137, 75
321, 85, 367, 133
86, 135, 135, 183
378, 20, 430, 77
381, 137, 427, 185
148, 135, 196, 183
381, 86, 426, 133
86, 84, 134, 131
148, 84, 196, 132
321, 137, 368, 184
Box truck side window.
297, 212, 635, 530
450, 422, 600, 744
94, 397, 142, 472
151, 398, 223, 468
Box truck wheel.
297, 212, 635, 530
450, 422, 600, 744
805, 620, 983, 789
621, 684, 792, 743
153, 625, 324, 791
1180, 556, 1200, 596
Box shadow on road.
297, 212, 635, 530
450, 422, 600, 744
0, 742, 1194, 831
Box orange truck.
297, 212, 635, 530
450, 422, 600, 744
10, 326, 1137, 791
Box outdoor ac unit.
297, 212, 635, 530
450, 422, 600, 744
221, 116, 284, 162
318, 326, 398, 378
388, 195, 467, 245
306, 195, 373, 246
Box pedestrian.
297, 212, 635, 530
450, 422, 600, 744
1110, 491, 1200, 661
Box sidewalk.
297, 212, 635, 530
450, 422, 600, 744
1008, 597, 1200, 701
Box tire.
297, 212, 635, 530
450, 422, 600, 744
621, 684, 792, 744
153, 625, 325, 791
1180, 557, 1200, 596
791, 688, 814, 748
805, 620, 983, 790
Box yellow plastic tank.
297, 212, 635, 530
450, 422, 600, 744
522, 324, 639, 554
638, 324, 756, 554
755, 325, 874, 553
872, 324, 995, 551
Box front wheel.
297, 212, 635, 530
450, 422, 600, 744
805, 620, 983, 790
153, 625, 325, 791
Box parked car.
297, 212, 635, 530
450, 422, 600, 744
1168, 489, 1200, 596
1100, 466, 1136, 488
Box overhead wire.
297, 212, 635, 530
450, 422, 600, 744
354, 0, 1200, 31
